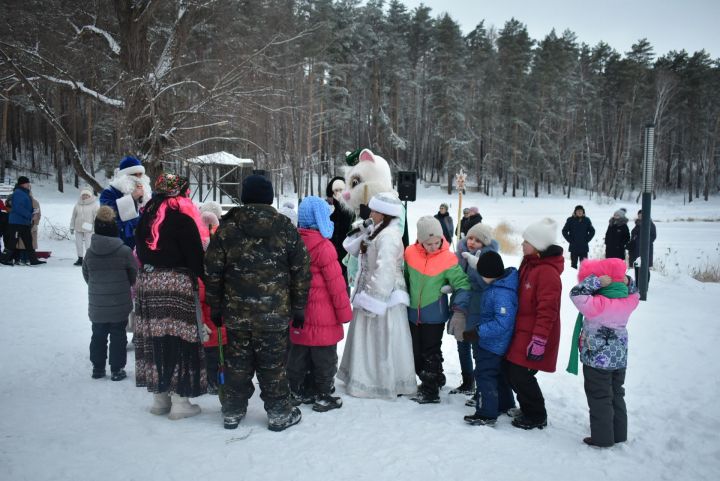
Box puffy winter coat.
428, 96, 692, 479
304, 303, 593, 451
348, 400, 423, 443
476, 267, 519, 356
604, 218, 630, 260
404, 240, 470, 324
434, 211, 454, 243
505, 245, 564, 372
289, 228, 352, 345
456, 237, 499, 331
460, 213, 482, 237
571, 275, 640, 370
82, 234, 138, 323
70, 190, 100, 233
562, 215, 595, 254
204, 204, 311, 331
8, 187, 32, 225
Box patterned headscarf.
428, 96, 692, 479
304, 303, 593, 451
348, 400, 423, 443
154, 173, 189, 197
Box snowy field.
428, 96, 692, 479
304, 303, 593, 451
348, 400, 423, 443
1, 179, 720, 481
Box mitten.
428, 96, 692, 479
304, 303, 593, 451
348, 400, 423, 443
211, 310, 223, 327
291, 311, 305, 329
201, 324, 211, 343
359, 204, 371, 220
461, 251, 480, 270
447, 311, 466, 342
526, 335, 547, 362
440, 285, 453, 294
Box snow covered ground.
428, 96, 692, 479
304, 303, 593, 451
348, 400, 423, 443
1, 180, 720, 481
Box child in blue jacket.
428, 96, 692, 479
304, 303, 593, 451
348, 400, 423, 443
463, 251, 518, 426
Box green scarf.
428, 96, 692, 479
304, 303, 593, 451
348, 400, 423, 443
566, 281, 628, 375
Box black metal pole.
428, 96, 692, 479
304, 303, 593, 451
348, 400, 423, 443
402, 200, 409, 248
639, 124, 655, 301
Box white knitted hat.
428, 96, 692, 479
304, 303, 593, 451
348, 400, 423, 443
522, 218, 558, 251
416, 216, 443, 243
467, 223, 493, 247
368, 191, 403, 217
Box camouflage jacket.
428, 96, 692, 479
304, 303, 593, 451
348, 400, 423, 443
204, 204, 311, 331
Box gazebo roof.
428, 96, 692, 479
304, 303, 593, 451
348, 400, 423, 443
186, 151, 253, 166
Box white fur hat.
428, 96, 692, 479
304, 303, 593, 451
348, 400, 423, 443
200, 201, 223, 220
416, 216, 443, 243
467, 223, 493, 247
368, 191, 403, 217
522, 218, 558, 251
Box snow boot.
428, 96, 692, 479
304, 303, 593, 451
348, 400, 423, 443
223, 410, 246, 430
583, 437, 612, 448
464, 413, 497, 426
110, 369, 127, 381
268, 407, 302, 432
511, 415, 547, 430
150, 392, 172, 415
91, 368, 106, 379
312, 393, 343, 412
449, 373, 475, 395
465, 391, 479, 407
73, 256, 83, 266
168, 394, 201, 420
411, 385, 440, 404
505, 407, 522, 418
29, 258, 46, 266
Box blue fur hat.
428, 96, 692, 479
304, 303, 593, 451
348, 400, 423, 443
298, 196, 334, 239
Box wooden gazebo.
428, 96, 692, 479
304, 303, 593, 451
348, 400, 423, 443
183, 151, 254, 205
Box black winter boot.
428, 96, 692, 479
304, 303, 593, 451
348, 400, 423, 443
312, 393, 343, 412
449, 373, 475, 395
73, 256, 83, 266
268, 407, 302, 432
410, 384, 440, 404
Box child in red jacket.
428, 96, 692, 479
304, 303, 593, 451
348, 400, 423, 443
288, 196, 352, 412
505, 218, 564, 430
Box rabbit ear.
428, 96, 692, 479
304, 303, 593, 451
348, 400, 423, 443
359, 149, 375, 163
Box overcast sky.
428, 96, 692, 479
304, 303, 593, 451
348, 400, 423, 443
399, 0, 719, 59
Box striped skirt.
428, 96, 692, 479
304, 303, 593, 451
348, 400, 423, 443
134, 267, 207, 397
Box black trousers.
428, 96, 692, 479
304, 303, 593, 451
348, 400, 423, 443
3, 224, 37, 259
570, 251, 588, 269
90, 321, 128, 371
287, 344, 338, 395
504, 360, 547, 421
408, 321, 446, 393
583, 365, 627, 446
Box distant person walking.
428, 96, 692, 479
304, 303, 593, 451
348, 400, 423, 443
0, 176, 45, 266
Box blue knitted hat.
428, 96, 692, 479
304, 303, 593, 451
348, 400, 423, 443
298, 196, 334, 239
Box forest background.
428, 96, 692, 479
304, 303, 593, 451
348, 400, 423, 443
0, 0, 718, 201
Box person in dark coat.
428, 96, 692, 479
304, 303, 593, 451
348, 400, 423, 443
82, 206, 138, 381
561, 205, 595, 269
326, 176, 353, 286
134, 173, 209, 421
434, 203, 454, 243
627, 209, 657, 284
460, 206, 483, 237
0, 176, 45, 266
604, 209, 630, 261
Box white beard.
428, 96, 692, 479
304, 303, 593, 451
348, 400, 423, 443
110, 173, 153, 207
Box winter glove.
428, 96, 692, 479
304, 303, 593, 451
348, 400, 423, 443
359, 204, 371, 220
440, 285, 454, 294
447, 311, 466, 342
201, 324, 211, 343
211, 310, 223, 327
526, 335, 547, 362
291, 311, 305, 329
462, 330, 479, 342
461, 251, 480, 270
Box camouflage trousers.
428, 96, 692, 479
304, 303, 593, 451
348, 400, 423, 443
222, 328, 292, 417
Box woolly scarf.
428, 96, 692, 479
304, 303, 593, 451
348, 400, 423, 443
567, 281, 628, 375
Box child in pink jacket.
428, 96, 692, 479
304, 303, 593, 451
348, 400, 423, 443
288, 196, 352, 412
570, 258, 639, 448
